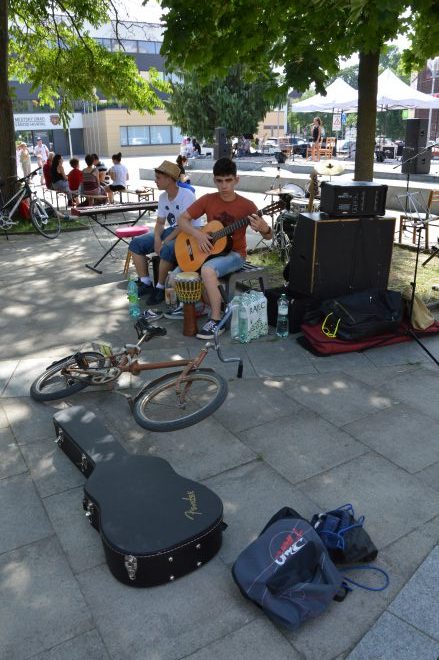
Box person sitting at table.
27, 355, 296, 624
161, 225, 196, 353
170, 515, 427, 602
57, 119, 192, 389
43, 152, 55, 189
106, 152, 129, 203
82, 153, 107, 203
51, 154, 73, 204
67, 158, 83, 207
129, 160, 202, 304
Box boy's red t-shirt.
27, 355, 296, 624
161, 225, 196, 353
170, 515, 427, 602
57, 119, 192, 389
68, 169, 83, 191
186, 192, 258, 258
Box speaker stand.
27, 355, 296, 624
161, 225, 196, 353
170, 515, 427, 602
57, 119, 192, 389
406, 220, 439, 368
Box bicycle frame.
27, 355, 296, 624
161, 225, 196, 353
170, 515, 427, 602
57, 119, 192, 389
0, 168, 40, 229
70, 296, 243, 401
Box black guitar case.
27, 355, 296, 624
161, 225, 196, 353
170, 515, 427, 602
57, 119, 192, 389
53, 406, 225, 587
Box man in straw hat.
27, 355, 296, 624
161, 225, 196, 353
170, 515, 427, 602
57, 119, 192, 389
129, 160, 203, 305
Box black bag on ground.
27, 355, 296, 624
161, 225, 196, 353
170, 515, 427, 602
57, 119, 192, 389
232, 507, 346, 631
265, 287, 320, 333
320, 289, 403, 340
310, 503, 378, 564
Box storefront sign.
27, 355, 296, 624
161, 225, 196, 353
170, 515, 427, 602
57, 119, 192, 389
14, 113, 83, 130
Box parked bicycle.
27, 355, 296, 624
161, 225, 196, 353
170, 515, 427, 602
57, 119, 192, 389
30, 296, 243, 432
0, 168, 60, 238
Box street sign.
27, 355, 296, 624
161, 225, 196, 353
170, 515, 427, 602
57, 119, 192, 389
332, 113, 342, 131
341, 112, 347, 124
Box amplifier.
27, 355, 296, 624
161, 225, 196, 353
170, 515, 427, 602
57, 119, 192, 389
319, 181, 388, 217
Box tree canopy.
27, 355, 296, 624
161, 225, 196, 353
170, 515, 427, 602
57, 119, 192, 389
166, 65, 280, 140
1, 0, 167, 184
160, 0, 438, 180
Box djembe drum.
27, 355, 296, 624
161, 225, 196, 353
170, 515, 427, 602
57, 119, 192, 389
174, 272, 203, 336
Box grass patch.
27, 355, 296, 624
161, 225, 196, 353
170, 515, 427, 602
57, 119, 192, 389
3, 218, 89, 235
248, 245, 439, 303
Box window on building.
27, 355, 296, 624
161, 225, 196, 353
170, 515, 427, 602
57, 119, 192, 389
120, 125, 178, 146
150, 126, 171, 144
138, 41, 157, 54
120, 126, 151, 146
96, 38, 111, 50
172, 127, 184, 144
120, 39, 138, 53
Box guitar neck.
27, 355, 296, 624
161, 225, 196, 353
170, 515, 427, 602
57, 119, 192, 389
210, 214, 257, 241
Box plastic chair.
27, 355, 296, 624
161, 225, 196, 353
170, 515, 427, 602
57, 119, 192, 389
114, 226, 150, 276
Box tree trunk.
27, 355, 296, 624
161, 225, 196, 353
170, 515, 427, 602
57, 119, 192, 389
0, 0, 17, 197
354, 51, 379, 181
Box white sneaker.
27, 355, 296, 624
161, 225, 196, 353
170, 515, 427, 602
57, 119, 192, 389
141, 308, 164, 321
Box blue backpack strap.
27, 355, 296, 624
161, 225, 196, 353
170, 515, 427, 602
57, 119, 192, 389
342, 565, 390, 592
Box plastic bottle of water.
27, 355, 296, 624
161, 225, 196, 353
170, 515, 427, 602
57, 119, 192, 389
276, 293, 289, 338
127, 276, 141, 319
238, 296, 249, 343
165, 273, 177, 310
230, 295, 241, 341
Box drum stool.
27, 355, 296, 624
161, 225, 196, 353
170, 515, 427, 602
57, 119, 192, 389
114, 226, 150, 277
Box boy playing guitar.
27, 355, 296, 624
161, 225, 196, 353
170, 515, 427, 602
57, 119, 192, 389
177, 158, 273, 339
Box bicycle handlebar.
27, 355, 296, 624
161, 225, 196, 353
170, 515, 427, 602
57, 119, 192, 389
213, 285, 244, 378
17, 168, 41, 185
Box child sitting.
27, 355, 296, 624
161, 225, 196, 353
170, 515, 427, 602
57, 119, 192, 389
67, 158, 83, 207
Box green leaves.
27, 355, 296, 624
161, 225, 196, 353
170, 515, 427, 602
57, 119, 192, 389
6, 0, 168, 126
166, 65, 279, 139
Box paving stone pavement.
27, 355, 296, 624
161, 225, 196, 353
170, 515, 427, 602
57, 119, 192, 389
0, 228, 438, 660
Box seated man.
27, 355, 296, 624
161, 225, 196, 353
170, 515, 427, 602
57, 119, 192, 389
177, 157, 272, 339
129, 160, 202, 305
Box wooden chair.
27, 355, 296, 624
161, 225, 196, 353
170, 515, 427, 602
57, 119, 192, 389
320, 137, 336, 159
398, 190, 439, 250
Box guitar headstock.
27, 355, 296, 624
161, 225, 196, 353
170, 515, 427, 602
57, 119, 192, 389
260, 200, 286, 216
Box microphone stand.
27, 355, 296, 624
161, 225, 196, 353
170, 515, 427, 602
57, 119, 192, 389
393, 142, 439, 367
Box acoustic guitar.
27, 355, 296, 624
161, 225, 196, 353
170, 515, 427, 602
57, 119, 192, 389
53, 406, 225, 587
175, 201, 285, 272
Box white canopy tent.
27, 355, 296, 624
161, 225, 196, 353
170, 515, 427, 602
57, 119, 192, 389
377, 68, 439, 109
291, 78, 358, 113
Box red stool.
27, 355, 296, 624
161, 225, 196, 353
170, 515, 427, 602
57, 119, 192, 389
115, 226, 149, 277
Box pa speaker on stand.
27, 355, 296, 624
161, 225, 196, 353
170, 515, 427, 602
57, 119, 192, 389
214, 127, 232, 160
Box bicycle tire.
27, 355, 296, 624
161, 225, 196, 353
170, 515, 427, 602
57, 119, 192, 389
30, 197, 60, 239
30, 352, 105, 401
133, 368, 228, 432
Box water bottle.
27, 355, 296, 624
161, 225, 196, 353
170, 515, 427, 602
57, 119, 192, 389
230, 295, 241, 341
238, 297, 249, 343
127, 276, 141, 319
165, 273, 177, 309
276, 293, 289, 338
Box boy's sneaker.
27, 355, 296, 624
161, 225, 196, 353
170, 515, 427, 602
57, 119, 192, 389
141, 308, 163, 321
196, 319, 225, 340
164, 303, 184, 320
148, 288, 165, 304
137, 281, 154, 298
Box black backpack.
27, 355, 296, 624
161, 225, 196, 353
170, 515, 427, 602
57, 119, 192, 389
320, 289, 403, 340
232, 507, 347, 631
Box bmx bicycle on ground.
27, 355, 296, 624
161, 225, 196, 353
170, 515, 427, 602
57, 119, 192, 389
0, 167, 60, 238
30, 294, 242, 432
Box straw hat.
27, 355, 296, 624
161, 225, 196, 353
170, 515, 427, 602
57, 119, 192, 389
154, 160, 181, 181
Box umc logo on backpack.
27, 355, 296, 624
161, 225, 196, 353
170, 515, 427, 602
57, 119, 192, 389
273, 529, 305, 565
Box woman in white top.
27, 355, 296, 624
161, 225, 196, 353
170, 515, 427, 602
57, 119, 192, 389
106, 152, 129, 203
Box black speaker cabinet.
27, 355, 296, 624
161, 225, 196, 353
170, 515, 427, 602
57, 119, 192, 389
214, 127, 231, 160
401, 147, 432, 175
404, 118, 428, 149
288, 212, 395, 300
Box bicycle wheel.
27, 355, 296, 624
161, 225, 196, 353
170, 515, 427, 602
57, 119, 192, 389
30, 197, 60, 239
30, 352, 105, 401
133, 368, 228, 432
